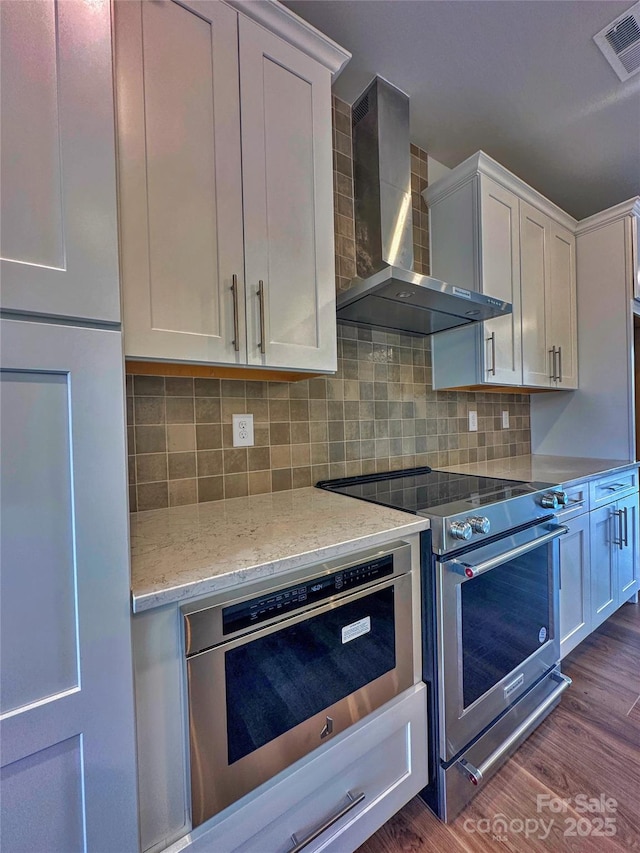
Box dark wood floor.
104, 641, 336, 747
357, 602, 640, 853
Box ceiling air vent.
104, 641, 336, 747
594, 1, 640, 81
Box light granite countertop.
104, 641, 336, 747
438, 454, 638, 487
130, 486, 427, 612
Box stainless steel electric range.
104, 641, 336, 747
317, 467, 573, 821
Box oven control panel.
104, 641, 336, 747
222, 555, 394, 635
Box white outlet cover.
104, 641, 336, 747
232, 413, 254, 447
468, 410, 478, 432
502, 410, 510, 429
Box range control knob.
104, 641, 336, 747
450, 520, 473, 541
540, 492, 559, 510
467, 516, 491, 535
553, 490, 569, 508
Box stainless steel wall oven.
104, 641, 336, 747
181, 542, 414, 827
318, 467, 573, 821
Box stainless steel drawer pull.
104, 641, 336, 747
257, 279, 266, 355
288, 790, 365, 853
568, 498, 585, 507
457, 672, 571, 786
230, 274, 240, 352
487, 332, 496, 376
604, 483, 627, 492
557, 345, 563, 383
449, 523, 568, 579
615, 506, 630, 548
613, 509, 624, 550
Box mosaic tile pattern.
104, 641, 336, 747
333, 95, 357, 293
127, 97, 531, 512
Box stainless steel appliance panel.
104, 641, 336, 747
185, 548, 414, 827
437, 522, 565, 760
438, 667, 571, 821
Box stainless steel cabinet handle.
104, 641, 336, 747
604, 483, 626, 492
230, 274, 240, 352
557, 345, 563, 383
457, 672, 571, 786
257, 279, 266, 355
448, 523, 569, 579
567, 498, 585, 508
288, 790, 365, 853
549, 346, 557, 381
487, 331, 496, 376
623, 506, 629, 548
613, 509, 624, 550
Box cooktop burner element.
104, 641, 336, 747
317, 467, 567, 554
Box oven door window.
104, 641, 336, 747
461, 547, 552, 708
225, 586, 395, 764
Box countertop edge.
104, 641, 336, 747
131, 516, 428, 614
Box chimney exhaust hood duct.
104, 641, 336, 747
336, 77, 511, 336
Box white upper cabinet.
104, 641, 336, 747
520, 202, 577, 389
629, 204, 640, 303
479, 176, 522, 385
531, 198, 639, 459
115, 0, 349, 373
0, 0, 121, 323
239, 17, 337, 371
425, 152, 578, 391
115, 0, 245, 365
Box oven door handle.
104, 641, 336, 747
447, 523, 569, 579
457, 671, 572, 787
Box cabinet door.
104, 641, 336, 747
0, 0, 120, 323
559, 513, 591, 659
617, 492, 639, 605
115, 0, 246, 365
239, 17, 337, 372
589, 504, 618, 629
631, 213, 639, 303
479, 176, 522, 385
520, 201, 551, 388
547, 222, 578, 389
0, 319, 139, 852
183, 685, 427, 853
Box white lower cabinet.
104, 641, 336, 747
559, 473, 639, 658
589, 502, 619, 629
559, 511, 591, 659
190, 685, 428, 853
616, 492, 639, 604
591, 492, 639, 630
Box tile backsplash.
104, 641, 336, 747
126, 96, 530, 512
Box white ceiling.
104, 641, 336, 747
284, 0, 640, 220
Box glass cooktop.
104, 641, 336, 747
317, 466, 537, 516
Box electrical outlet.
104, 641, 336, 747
468, 410, 478, 432
232, 413, 254, 447
502, 411, 510, 429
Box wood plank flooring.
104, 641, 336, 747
357, 602, 640, 853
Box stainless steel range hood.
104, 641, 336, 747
336, 77, 511, 336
